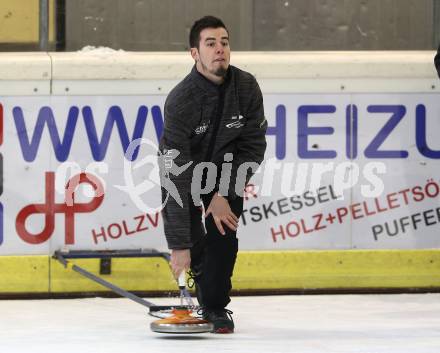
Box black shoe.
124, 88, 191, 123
202, 308, 234, 334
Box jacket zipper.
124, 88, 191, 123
204, 85, 225, 162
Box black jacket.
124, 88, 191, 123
435, 44, 440, 78
159, 65, 267, 249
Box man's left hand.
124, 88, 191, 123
205, 193, 239, 235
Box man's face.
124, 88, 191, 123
191, 27, 230, 80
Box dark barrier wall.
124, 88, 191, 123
65, 0, 437, 51
0, 0, 438, 51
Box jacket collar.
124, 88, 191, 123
190, 65, 232, 94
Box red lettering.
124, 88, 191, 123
122, 220, 136, 235
336, 207, 348, 223
350, 203, 364, 220
386, 192, 399, 209
271, 225, 286, 242
313, 213, 326, 230
286, 221, 300, 237
16, 172, 104, 245
398, 188, 411, 205
412, 186, 425, 202
16, 173, 55, 244
301, 219, 313, 234
135, 215, 148, 232
92, 227, 107, 244
374, 197, 388, 213
108, 223, 122, 239
146, 212, 160, 228
244, 184, 258, 201
362, 200, 377, 216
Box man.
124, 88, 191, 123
435, 44, 440, 78
159, 16, 267, 333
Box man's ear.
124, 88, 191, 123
190, 48, 199, 61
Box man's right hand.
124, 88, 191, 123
170, 249, 191, 279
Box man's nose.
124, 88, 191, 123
215, 43, 224, 53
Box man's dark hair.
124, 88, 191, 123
189, 16, 229, 49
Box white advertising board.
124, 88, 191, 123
0, 92, 439, 254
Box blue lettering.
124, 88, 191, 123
82, 105, 149, 161
266, 105, 286, 160
14, 106, 79, 162
14, 105, 165, 162
364, 105, 408, 158
151, 105, 164, 142
346, 104, 358, 159
14, 102, 440, 162
298, 105, 337, 158
416, 104, 440, 158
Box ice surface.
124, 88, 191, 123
1, 294, 440, 353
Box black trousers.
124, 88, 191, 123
189, 192, 244, 309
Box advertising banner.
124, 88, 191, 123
0, 92, 439, 254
